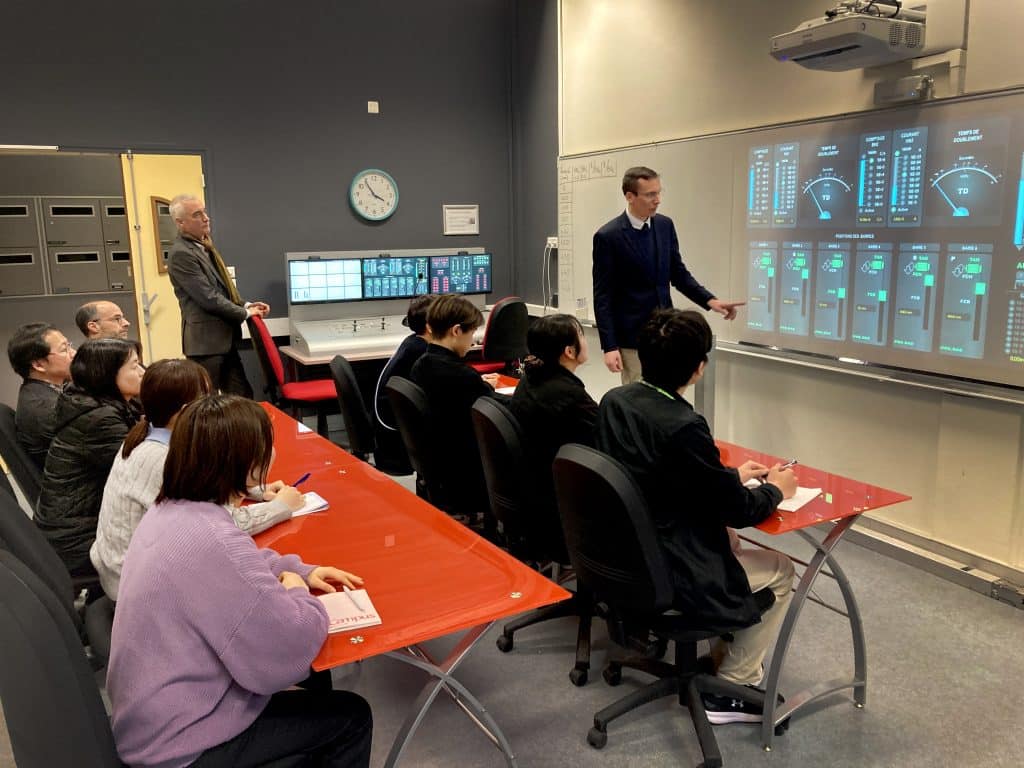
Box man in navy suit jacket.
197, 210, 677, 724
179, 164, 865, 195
592, 166, 744, 382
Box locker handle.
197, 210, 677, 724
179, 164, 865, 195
105, 239, 121, 244
47, 240, 68, 245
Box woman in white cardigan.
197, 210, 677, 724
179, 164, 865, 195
90, 359, 305, 599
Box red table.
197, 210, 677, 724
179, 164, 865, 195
255, 403, 569, 767
717, 441, 911, 749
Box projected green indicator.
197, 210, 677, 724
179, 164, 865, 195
824, 492, 833, 504
924, 274, 935, 287
879, 289, 888, 301
801, 268, 809, 279
966, 263, 983, 275
914, 261, 930, 272
837, 287, 846, 299
871, 260, 885, 270
975, 282, 987, 295
761, 255, 772, 266
767, 268, 775, 278
831, 258, 844, 268
793, 257, 807, 268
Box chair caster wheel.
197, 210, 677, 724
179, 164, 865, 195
569, 667, 588, 686
602, 665, 622, 686
495, 634, 513, 653
587, 726, 607, 749
774, 717, 791, 736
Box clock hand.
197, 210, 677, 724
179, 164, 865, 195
364, 181, 386, 202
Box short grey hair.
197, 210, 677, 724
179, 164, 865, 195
169, 193, 201, 222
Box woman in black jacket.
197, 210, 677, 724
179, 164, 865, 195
35, 338, 144, 577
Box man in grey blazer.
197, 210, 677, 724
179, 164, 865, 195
167, 194, 269, 397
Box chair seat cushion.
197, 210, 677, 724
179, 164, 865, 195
468, 361, 505, 374
281, 378, 336, 403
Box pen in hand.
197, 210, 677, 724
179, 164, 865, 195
343, 585, 369, 613
292, 472, 311, 488
758, 459, 798, 484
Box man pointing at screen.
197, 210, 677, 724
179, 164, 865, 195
592, 166, 745, 383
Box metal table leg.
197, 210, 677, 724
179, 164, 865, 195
760, 514, 866, 750
382, 621, 517, 768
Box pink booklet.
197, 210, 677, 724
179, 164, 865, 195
318, 589, 382, 633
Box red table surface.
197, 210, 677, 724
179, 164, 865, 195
255, 403, 570, 671
716, 440, 911, 535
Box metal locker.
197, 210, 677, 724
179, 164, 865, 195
100, 197, 130, 247
0, 247, 45, 296
105, 246, 134, 291
0, 197, 41, 248
41, 197, 103, 247
48, 247, 109, 293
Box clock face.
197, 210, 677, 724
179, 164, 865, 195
350, 169, 399, 221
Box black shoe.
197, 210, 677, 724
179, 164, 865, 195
702, 686, 784, 725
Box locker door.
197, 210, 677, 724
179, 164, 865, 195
0, 247, 45, 296
0, 197, 41, 247
105, 246, 134, 291
100, 197, 130, 247
48, 247, 108, 293
42, 197, 102, 246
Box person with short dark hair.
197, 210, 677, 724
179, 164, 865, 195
508, 314, 598, 558
372, 294, 436, 472
597, 308, 797, 725
410, 294, 504, 524
592, 165, 745, 383
34, 338, 144, 577
75, 300, 131, 339
108, 395, 372, 768
6, 322, 75, 471
89, 359, 305, 600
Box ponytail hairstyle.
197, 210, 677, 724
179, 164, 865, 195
122, 359, 212, 459
523, 313, 584, 371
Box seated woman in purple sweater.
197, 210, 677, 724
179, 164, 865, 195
107, 395, 372, 768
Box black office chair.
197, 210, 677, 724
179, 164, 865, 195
0, 550, 123, 767
0, 488, 114, 667
471, 397, 596, 683
0, 402, 44, 506
384, 376, 448, 506
329, 354, 378, 462
0, 466, 14, 499
553, 445, 778, 768
467, 296, 530, 375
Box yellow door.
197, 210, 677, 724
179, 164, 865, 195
120, 152, 204, 364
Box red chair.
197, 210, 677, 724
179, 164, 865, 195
468, 296, 530, 375
247, 316, 335, 436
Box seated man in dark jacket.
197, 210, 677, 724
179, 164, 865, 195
509, 313, 597, 560
596, 308, 797, 725
6, 322, 75, 472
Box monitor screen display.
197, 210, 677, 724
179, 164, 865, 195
288, 258, 363, 304
361, 256, 429, 299
428, 253, 492, 295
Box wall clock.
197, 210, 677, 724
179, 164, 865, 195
349, 169, 399, 221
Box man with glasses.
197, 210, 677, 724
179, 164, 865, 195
592, 166, 745, 383
167, 193, 269, 397
6, 322, 75, 471
75, 300, 132, 340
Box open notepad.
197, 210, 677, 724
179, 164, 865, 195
744, 479, 822, 512
293, 491, 329, 517
318, 589, 382, 633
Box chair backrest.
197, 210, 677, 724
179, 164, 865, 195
246, 315, 286, 397
0, 488, 80, 630
0, 402, 43, 506
0, 465, 14, 499
329, 355, 376, 459
384, 377, 447, 506
471, 398, 530, 548
0, 550, 122, 767
553, 444, 674, 618
480, 297, 529, 362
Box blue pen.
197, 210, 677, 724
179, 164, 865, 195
293, 472, 311, 488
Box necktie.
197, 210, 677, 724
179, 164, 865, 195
200, 237, 243, 306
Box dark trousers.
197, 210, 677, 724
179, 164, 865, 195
191, 349, 254, 398
189, 689, 372, 768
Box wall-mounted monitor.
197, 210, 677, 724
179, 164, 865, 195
288, 257, 362, 304
361, 256, 429, 299
428, 253, 492, 295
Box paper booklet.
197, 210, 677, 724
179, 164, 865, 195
744, 479, 822, 512
318, 589, 382, 633
293, 491, 329, 517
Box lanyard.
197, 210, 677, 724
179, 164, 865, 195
640, 381, 677, 401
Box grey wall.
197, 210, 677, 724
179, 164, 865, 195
511, 0, 560, 306
0, 0, 516, 310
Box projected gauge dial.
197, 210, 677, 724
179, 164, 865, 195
801, 173, 852, 222
928, 161, 1001, 219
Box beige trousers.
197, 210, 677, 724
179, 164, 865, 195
716, 547, 795, 687
620, 347, 642, 384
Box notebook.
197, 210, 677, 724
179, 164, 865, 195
744, 479, 821, 512
294, 491, 329, 517
318, 589, 382, 633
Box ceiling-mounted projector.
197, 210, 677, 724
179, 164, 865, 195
770, 13, 925, 71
